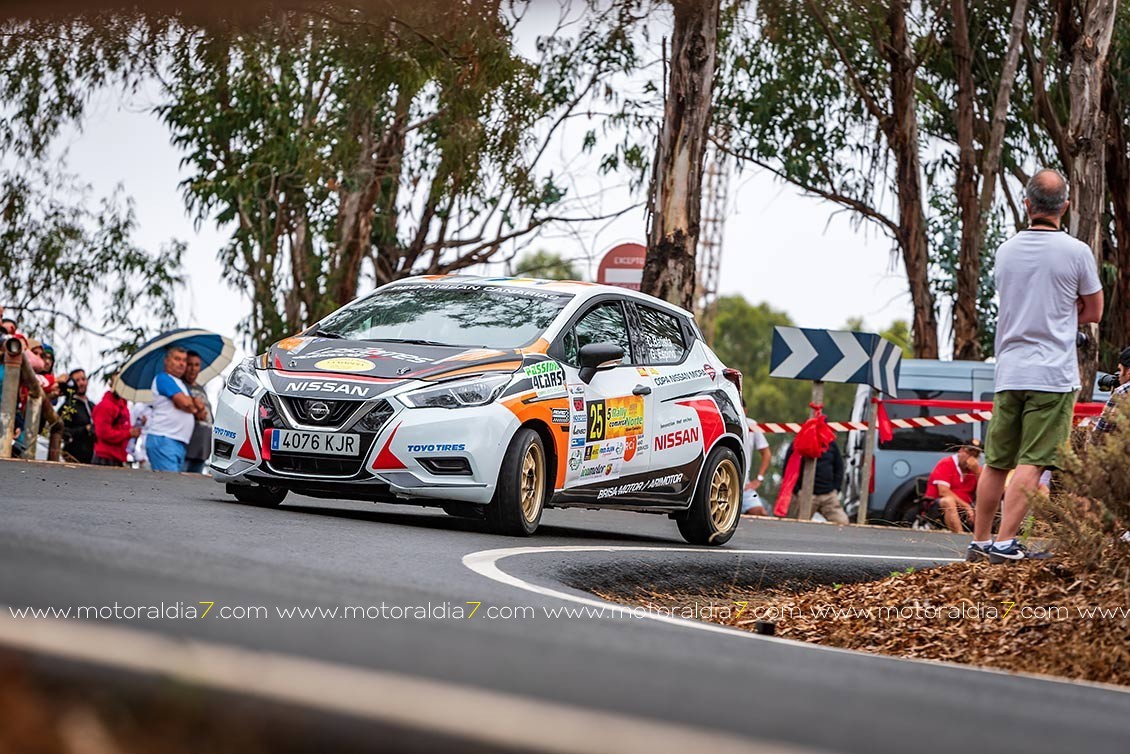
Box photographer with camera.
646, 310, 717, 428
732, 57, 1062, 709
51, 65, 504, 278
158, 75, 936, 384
1093, 347, 1130, 435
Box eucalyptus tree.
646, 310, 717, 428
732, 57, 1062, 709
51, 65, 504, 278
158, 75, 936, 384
715, 0, 941, 357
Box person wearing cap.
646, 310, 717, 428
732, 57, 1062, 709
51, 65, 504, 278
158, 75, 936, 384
924, 441, 982, 533
28, 340, 58, 399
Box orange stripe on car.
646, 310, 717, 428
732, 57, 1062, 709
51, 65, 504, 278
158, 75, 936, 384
501, 395, 570, 489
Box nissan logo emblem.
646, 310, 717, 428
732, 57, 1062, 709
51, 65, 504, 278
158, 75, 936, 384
307, 401, 331, 421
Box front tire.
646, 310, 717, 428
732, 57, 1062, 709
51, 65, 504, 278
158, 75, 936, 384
228, 483, 288, 507
486, 428, 547, 536
677, 445, 742, 546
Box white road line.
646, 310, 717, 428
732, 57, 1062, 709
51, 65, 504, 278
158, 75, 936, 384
461, 545, 1130, 696
0, 609, 816, 754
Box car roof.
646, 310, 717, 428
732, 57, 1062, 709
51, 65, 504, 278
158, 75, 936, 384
389, 274, 694, 318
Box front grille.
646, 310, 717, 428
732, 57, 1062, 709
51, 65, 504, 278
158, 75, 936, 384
354, 399, 394, 433
268, 455, 366, 477
280, 396, 359, 426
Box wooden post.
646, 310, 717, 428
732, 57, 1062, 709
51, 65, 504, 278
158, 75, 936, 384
20, 395, 41, 460
0, 340, 24, 459
796, 380, 824, 520
857, 388, 879, 525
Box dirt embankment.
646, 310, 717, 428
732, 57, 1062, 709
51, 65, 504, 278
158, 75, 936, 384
595, 557, 1130, 686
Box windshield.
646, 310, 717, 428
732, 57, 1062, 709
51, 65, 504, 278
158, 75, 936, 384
315, 282, 573, 349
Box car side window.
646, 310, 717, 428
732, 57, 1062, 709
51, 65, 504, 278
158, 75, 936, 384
563, 302, 633, 366
636, 305, 687, 364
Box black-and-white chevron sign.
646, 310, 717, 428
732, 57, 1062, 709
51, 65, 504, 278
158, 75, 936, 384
769, 326, 902, 396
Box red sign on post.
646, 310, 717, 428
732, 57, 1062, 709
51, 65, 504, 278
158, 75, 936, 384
597, 243, 646, 290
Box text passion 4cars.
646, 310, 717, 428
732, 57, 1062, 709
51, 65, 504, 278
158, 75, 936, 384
210, 276, 750, 545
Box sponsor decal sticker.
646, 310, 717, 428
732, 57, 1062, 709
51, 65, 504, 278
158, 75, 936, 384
570, 437, 585, 448
572, 423, 587, 437
568, 450, 582, 470
658, 416, 694, 430
212, 426, 237, 440
624, 435, 637, 462
523, 360, 566, 398
572, 396, 584, 412
584, 445, 600, 461
585, 396, 644, 442
655, 426, 701, 451
704, 363, 717, 381
596, 473, 685, 500
653, 368, 706, 386
314, 357, 375, 373
551, 408, 570, 424
407, 443, 467, 453
282, 380, 372, 397
294, 346, 432, 365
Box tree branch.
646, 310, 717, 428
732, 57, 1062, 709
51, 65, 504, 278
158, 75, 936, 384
712, 137, 899, 236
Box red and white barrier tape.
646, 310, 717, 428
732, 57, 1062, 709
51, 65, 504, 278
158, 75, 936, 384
752, 411, 994, 435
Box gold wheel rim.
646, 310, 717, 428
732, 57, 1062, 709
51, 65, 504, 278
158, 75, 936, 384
708, 458, 740, 532
520, 443, 545, 524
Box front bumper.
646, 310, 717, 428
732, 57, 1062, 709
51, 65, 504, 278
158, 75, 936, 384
210, 385, 518, 505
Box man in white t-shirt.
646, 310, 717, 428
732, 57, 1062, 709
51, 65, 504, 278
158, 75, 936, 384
146, 346, 207, 472
969, 169, 1104, 563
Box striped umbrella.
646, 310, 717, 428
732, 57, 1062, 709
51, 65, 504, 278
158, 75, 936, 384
117, 328, 235, 403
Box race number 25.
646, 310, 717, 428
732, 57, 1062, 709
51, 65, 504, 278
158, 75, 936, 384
586, 400, 606, 442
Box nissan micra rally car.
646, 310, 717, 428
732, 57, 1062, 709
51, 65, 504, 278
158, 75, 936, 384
210, 276, 750, 544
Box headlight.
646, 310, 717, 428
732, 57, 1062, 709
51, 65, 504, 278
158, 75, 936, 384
225, 357, 261, 398
400, 373, 512, 409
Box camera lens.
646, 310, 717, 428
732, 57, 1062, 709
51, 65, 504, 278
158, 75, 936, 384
1098, 373, 1119, 391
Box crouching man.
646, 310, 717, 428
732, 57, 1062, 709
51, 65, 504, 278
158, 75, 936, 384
924, 441, 982, 533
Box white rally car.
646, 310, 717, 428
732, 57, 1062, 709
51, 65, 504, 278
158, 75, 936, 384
211, 276, 750, 544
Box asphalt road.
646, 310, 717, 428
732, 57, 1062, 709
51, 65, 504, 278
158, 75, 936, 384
1, 461, 1128, 753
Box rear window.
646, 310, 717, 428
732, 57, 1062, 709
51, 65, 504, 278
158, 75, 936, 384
879, 390, 974, 452
635, 305, 688, 364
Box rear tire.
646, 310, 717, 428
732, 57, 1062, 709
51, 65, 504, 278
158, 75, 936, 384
229, 483, 288, 507
486, 428, 546, 537
676, 445, 742, 546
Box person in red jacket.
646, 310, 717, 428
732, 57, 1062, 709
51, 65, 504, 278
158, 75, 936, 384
92, 376, 140, 467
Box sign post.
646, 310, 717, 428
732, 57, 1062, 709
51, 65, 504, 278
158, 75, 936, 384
770, 326, 902, 523
795, 380, 824, 521
856, 388, 879, 525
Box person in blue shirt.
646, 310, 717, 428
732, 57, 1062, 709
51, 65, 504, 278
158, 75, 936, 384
146, 346, 207, 472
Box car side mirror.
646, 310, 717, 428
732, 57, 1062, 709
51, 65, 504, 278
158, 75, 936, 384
578, 342, 624, 384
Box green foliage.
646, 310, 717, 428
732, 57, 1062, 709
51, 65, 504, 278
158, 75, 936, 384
715, 1, 900, 228
1038, 417, 1130, 581
879, 320, 914, 358
927, 188, 1002, 356
0, 4, 645, 352
0, 166, 184, 373
512, 250, 581, 281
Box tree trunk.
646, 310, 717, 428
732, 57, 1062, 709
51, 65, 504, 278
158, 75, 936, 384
1066, 0, 1117, 396
952, 0, 1029, 360
886, 0, 939, 358
951, 0, 981, 360
1104, 69, 1130, 362
642, 0, 721, 311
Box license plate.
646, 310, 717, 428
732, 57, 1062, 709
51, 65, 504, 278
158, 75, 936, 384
269, 429, 360, 456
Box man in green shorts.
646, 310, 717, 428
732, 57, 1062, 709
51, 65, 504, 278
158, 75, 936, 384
969, 169, 1104, 564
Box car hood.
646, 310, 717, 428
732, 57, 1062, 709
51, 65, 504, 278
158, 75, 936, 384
265, 336, 528, 388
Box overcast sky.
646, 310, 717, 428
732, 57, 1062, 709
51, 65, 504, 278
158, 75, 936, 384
44, 11, 917, 399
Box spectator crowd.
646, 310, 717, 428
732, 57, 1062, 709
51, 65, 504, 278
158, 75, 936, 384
1, 305, 215, 474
